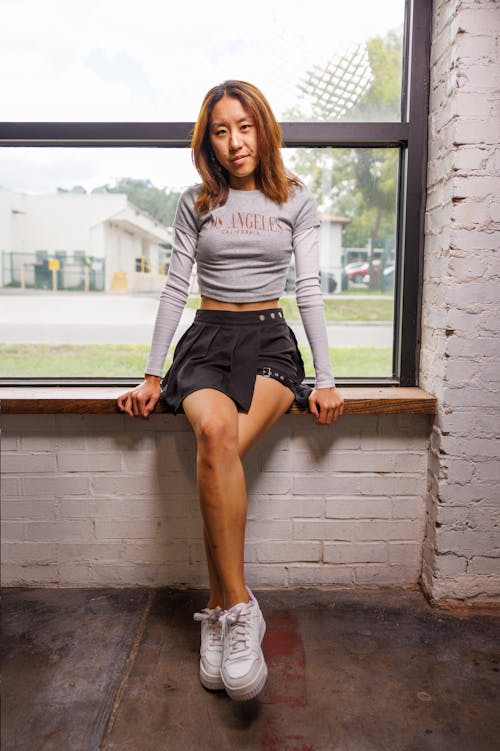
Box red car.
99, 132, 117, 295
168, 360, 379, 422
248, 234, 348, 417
344, 259, 381, 283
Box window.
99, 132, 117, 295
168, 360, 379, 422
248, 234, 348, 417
0, 0, 431, 386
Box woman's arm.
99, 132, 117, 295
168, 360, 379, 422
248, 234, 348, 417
144, 223, 198, 377
118, 192, 199, 418
292, 205, 344, 424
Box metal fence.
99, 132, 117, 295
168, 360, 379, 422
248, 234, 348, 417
2, 251, 105, 292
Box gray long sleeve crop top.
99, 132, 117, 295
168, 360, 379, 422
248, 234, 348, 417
145, 183, 336, 388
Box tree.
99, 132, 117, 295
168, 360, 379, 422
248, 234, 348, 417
350, 28, 403, 121
105, 178, 180, 227
288, 27, 403, 276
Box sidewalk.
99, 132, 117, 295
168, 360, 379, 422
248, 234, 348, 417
0, 292, 393, 347
2, 586, 499, 751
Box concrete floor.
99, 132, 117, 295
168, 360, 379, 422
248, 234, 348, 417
1, 587, 499, 751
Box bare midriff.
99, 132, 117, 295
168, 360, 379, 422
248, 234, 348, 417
200, 296, 279, 311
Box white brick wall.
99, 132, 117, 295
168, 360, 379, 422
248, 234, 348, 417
0, 413, 431, 588
420, 0, 500, 603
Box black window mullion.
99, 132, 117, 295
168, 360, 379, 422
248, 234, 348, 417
0, 121, 408, 148
281, 123, 408, 148
398, 0, 432, 385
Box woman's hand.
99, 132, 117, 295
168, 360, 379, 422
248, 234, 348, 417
308, 386, 344, 425
117, 374, 161, 419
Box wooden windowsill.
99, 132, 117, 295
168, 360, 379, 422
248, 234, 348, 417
0, 387, 437, 415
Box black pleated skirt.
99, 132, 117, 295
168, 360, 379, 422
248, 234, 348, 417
160, 308, 312, 414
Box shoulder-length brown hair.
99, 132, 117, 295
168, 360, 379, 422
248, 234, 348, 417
191, 80, 302, 213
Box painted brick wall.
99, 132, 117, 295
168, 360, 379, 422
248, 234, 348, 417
0, 413, 430, 587
420, 0, 500, 602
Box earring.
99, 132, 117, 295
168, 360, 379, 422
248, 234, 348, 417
210, 151, 222, 171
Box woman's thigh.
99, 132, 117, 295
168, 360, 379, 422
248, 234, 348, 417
182, 388, 240, 447
182, 378, 294, 458
238, 375, 295, 458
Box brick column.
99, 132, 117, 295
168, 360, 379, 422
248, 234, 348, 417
420, 0, 500, 602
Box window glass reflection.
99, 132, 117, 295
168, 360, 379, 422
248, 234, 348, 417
1, 0, 404, 122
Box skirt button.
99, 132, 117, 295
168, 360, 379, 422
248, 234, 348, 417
259, 314, 265, 321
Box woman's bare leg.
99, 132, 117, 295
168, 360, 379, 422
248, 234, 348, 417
203, 529, 225, 609
183, 389, 248, 610
238, 375, 295, 459
183, 377, 295, 610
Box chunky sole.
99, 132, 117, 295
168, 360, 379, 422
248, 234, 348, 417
200, 662, 224, 691
223, 659, 268, 702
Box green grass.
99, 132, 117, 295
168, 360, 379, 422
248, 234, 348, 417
185, 296, 393, 322
281, 297, 394, 323
300, 347, 392, 378
0, 344, 169, 378
0, 343, 392, 379
340, 288, 393, 296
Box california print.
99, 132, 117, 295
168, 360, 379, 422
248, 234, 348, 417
208, 211, 284, 236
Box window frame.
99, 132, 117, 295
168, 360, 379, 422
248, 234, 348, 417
0, 0, 431, 389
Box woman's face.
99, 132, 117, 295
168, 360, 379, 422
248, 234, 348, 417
209, 95, 259, 190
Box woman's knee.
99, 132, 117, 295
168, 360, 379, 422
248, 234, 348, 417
196, 415, 238, 463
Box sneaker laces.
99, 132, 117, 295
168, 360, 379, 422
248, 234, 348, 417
219, 604, 252, 654
193, 606, 223, 647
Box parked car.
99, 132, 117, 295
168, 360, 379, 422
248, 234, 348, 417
285, 267, 338, 293
383, 263, 395, 278
344, 259, 381, 283
381, 263, 395, 291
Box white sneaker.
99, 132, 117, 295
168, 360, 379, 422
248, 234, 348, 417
219, 587, 267, 701
193, 606, 224, 690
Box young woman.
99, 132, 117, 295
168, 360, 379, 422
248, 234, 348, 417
118, 80, 344, 702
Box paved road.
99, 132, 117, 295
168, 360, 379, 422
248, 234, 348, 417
0, 292, 392, 348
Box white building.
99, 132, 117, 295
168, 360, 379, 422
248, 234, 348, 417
318, 213, 351, 293
0, 188, 172, 292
